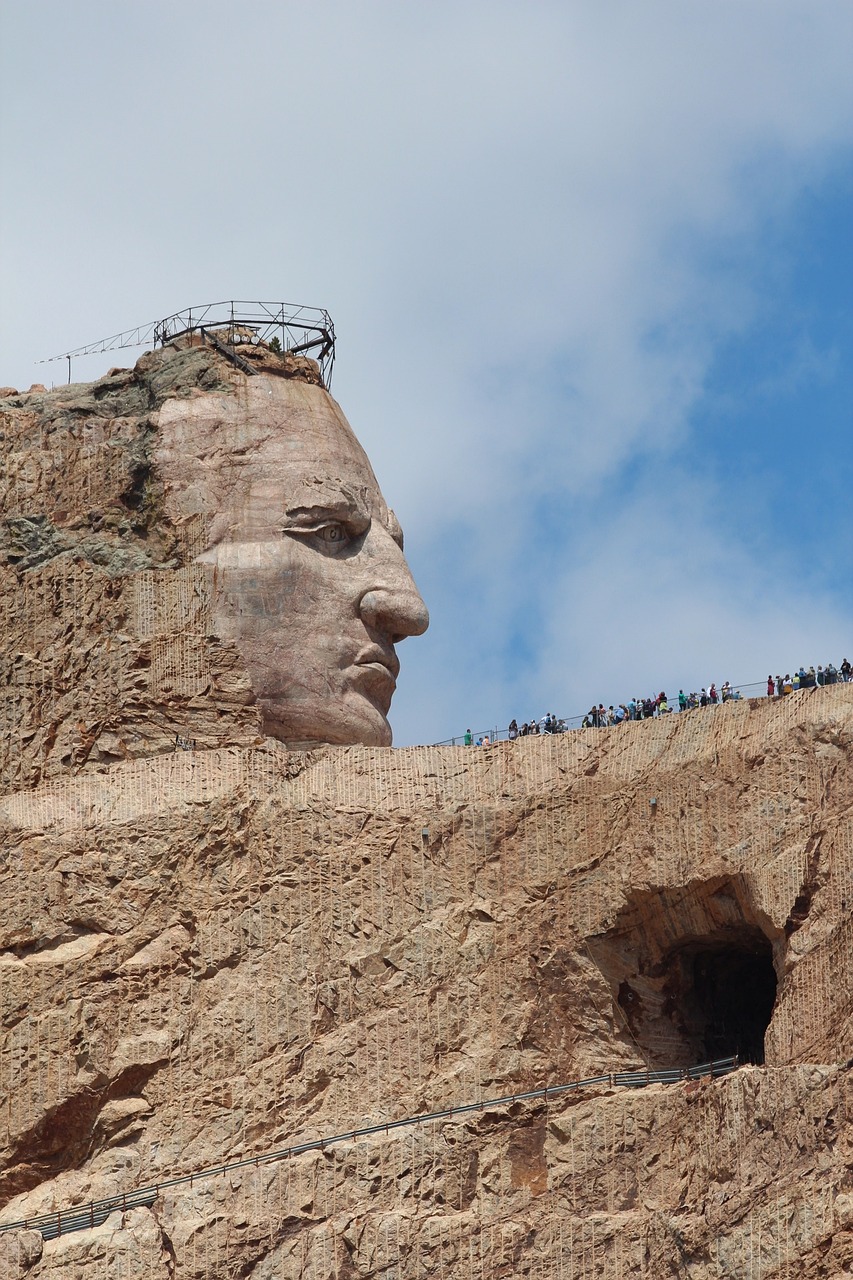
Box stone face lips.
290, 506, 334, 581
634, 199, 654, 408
0, 686, 851, 1275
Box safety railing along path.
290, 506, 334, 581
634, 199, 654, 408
0, 1057, 738, 1242
435, 676, 852, 746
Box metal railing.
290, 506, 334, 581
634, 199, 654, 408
434, 675, 851, 746
153, 302, 335, 386
0, 1057, 737, 1242
39, 300, 336, 388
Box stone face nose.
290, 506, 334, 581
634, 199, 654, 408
357, 523, 430, 641
359, 585, 430, 641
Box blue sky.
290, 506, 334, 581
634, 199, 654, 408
689, 166, 852, 571
1, 2, 851, 744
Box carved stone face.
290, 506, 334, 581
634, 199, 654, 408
157, 375, 428, 746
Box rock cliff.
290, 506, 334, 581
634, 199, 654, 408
0, 678, 852, 1276
2, 352, 852, 1276
0, 348, 266, 793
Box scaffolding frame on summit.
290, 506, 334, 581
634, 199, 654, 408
40, 300, 337, 389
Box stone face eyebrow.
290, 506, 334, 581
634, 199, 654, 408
283, 499, 370, 526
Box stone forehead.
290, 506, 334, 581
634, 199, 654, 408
155, 374, 384, 525
158, 375, 373, 466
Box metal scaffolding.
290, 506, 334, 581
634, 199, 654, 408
39, 300, 336, 387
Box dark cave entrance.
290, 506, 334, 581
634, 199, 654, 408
588, 878, 783, 1069
671, 934, 778, 1066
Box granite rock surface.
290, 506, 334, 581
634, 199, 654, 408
0, 685, 851, 1276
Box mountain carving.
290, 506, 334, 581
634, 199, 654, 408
1, 357, 852, 1276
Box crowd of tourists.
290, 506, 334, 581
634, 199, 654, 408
767, 662, 850, 694
458, 658, 851, 745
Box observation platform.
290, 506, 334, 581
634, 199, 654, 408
41, 300, 336, 387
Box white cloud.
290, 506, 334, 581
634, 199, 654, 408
1, 1, 851, 746
535, 476, 851, 704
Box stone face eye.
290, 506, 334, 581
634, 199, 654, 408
317, 523, 345, 543
282, 519, 363, 554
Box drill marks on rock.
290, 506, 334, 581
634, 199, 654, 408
0, 692, 851, 1273
0, 563, 259, 796
10, 1066, 846, 1277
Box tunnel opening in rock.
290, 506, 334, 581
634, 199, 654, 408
665, 932, 777, 1066
587, 876, 783, 1069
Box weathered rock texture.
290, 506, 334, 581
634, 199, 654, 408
1, 684, 852, 1276
0, 347, 263, 791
